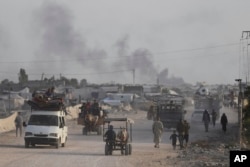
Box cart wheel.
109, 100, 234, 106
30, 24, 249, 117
82, 127, 87, 135
121, 146, 124, 155
125, 144, 129, 155
62, 137, 67, 147
55, 138, 61, 149
128, 144, 132, 155
97, 126, 102, 135
105, 144, 109, 155
25, 141, 29, 148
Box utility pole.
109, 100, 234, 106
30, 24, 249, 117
242, 31, 250, 39
235, 79, 242, 150
242, 31, 250, 84
8, 83, 11, 113
132, 69, 135, 85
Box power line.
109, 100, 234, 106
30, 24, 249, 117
0, 69, 133, 77
0, 42, 240, 64
153, 42, 240, 55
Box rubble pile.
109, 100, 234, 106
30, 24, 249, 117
166, 126, 240, 167
171, 142, 238, 167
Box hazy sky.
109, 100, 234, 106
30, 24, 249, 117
0, 0, 250, 85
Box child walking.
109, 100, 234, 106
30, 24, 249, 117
170, 130, 178, 150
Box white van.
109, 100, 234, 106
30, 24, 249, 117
24, 109, 68, 148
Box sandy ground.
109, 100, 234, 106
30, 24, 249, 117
0, 105, 239, 167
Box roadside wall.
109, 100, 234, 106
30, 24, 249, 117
0, 104, 81, 133
0, 112, 17, 133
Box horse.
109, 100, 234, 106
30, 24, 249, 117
85, 114, 98, 127
117, 127, 129, 154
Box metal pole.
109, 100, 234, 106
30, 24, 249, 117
132, 69, 135, 85
235, 79, 242, 150
239, 81, 243, 150
8, 84, 11, 113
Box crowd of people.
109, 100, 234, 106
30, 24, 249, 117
152, 109, 229, 150
79, 99, 101, 118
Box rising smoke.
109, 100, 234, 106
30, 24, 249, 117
113, 35, 184, 85
32, 1, 107, 75
31, 1, 184, 85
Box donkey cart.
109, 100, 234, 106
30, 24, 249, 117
77, 111, 107, 135
103, 117, 134, 156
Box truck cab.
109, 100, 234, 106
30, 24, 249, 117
24, 109, 67, 148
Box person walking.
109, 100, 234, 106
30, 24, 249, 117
170, 130, 178, 150
183, 120, 190, 147
202, 110, 210, 132
152, 117, 164, 148
176, 119, 185, 149
220, 113, 228, 133
79, 102, 87, 118
14, 112, 23, 137
211, 109, 217, 127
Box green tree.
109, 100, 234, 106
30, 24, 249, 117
80, 79, 87, 87
18, 68, 28, 83
1, 79, 10, 84
60, 76, 70, 86
70, 78, 78, 88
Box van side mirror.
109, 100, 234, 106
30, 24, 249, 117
59, 123, 64, 128
23, 122, 27, 127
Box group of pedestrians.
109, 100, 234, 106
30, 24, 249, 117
152, 109, 229, 150
152, 117, 190, 150
170, 119, 190, 150
202, 109, 228, 133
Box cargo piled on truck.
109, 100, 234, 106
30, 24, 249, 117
193, 86, 222, 121
24, 88, 68, 149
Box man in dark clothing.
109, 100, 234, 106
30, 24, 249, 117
91, 100, 100, 125
170, 130, 178, 150
104, 125, 116, 151
220, 113, 228, 133
211, 109, 217, 127
104, 125, 116, 142
183, 120, 190, 147
202, 110, 210, 132
176, 119, 185, 149
79, 102, 87, 118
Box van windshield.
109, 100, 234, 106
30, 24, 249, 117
28, 115, 58, 126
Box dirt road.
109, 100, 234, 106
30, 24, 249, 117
0, 106, 238, 167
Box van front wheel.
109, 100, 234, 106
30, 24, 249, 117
56, 138, 61, 149
62, 137, 67, 147
25, 141, 29, 148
